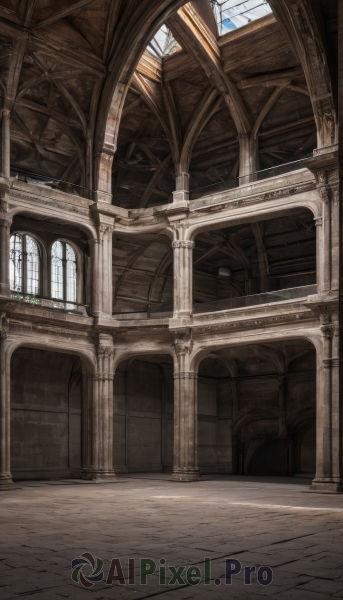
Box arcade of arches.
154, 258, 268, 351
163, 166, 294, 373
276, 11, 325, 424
0, 0, 341, 497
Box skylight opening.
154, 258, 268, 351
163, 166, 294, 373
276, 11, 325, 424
147, 25, 180, 60
210, 0, 272, 35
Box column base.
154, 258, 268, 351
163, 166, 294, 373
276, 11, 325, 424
310, 478, 343, 493
91, 469, 116, 481
171, 468, 201, 482
0, 474, 14, 490
81, 468, 94, 481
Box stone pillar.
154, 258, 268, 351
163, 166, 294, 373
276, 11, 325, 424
90, 216, 114, 319
0, 217, 11, 297
0, 109, 11, 298
94, 150, 113, 204
91, 334, 115, 480
239, 133, 258, 183
311, 315, 342, 493
330, 183, 339, 292
318, 183, 331, 292
173, 173, 189, 208
81, 364, 93, 480
0, 316, 12, 489
172, 333, 200, 482
172, 240, 195, 318
1, 109, 10, 179
302, 150, 339, 294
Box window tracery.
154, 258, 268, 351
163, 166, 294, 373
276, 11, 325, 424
10, 234, 39, 295
51, 241, 77, 303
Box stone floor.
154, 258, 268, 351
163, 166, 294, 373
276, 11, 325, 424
1, 474, 343, 599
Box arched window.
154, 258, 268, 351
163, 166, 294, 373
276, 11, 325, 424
51, 241, 77, 303
10, 234, 40, 295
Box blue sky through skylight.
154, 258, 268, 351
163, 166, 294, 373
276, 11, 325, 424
147, 1, 272, 60
211, 0, 272, 35
147, 24, 179, 59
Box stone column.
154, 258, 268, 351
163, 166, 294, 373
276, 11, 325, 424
311, 315, 342, 493
318, 183, 331, 292
0, 317, 12, 489
239, 133, 258, 184
330, 184, 339, 292
90, 216, 114, 319
0, 110, 11, 299
0, 217, 11, 297
173, 173, 189, 208
172, 333, 200, 482
1, 109, 10, 179
172, 240, 195, 318
94, 150, 113, 204
91, 334, 116, 480
302, 151, 339, 294
81, 364, 93, 480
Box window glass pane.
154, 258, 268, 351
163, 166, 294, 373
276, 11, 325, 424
148, 25, 179, 59
66, 244, 77, 303
26, 235, 39, 295
212, 0, 272, 35
10, 234, 23, 292
51, 241, 64, 300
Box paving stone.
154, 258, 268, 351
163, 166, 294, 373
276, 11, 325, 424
1, 476, 343, 599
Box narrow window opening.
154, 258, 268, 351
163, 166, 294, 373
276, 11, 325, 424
51, 241, 77, 303
10, 234, 39, 295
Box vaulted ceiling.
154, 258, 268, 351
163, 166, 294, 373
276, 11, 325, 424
0, 0, 337, 202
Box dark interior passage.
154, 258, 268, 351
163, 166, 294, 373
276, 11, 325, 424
197, 341, 316, 477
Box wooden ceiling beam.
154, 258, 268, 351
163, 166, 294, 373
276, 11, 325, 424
237, 67, 304, 89
33, 0, 95, 30
268, 0, 337, 148
167, 3, 251, 135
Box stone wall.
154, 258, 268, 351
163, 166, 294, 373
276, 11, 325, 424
113, 360, 174, 473
10, 348, 82, 480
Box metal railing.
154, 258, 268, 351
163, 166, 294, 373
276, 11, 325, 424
193, 285, 317, 314
11, 156, 312, 204
189, 156, 312, 201
10, 168, 91, 199
113, 285, 317, 320
10, 292, 89, 315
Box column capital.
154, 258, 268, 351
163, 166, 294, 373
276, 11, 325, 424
172, 333, 193, 356
98, 223, 114, 242
172, 240, 195, 249
98, 346, 115, 359
0, 217, 12, 228
318, 185, 331, 204
321, 323, 339, 340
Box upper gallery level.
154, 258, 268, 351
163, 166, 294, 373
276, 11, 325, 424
0, 0, 337, 207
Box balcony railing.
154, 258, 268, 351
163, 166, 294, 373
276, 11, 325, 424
113, 285, 317, 320
10, 292, 89, 316
11, 156, 313, 204
189, 156, 313, 201
192, 285, 318, 315
10, 168, 91, 198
